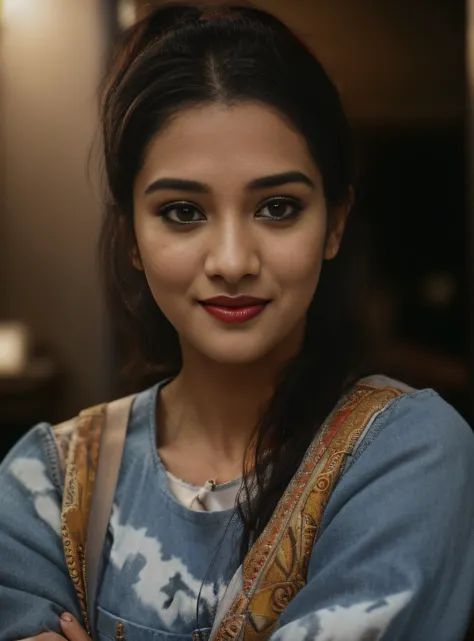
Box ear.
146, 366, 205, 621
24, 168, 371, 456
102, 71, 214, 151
131, 244, 144, 271
118, 213, 143, 271
324, 187, 354, 261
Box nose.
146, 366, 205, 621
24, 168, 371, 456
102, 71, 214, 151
204, 217, 261, 284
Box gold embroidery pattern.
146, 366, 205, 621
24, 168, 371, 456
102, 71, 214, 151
54, 403, 107, 635
213, 384, 403, 641
115, 621, 126, 641
52, 383, 402, 640
53, 419, 76, 472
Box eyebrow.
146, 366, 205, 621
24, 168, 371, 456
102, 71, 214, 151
144, 171, 315, 195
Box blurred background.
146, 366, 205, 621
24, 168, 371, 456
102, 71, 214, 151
0, 0, 471, 459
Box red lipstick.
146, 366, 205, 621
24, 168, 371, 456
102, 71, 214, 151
199, 295, 270, 324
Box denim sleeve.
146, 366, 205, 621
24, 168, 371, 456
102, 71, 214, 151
0, 424, 81, 640
269, 390, 474, 641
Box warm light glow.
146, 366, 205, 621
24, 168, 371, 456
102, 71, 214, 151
3, 0, 43, 21
0, 323, 29, 375
118, 0, 136, 29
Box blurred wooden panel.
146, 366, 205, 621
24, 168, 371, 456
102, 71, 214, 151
133, 0, 464, 126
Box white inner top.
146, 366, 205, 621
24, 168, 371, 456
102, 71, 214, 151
166, 471, 241, 512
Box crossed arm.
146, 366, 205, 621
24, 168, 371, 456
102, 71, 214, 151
21, 615, 89, 641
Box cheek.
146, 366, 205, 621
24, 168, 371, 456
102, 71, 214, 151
266, 225, 326, 294
135, 223, 198, 295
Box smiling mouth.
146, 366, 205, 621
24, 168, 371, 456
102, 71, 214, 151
199, 296, 270, 324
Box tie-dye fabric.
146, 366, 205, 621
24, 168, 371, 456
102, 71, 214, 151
1, 380, 474, 641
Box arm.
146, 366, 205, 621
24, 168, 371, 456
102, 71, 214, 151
270, 390, 474, 641
17, 614, 90, 641
0, 424, 82, 640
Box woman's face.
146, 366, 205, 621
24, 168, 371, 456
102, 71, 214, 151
133, 102, 347, 366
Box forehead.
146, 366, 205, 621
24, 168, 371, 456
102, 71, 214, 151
136, 102, 320, 189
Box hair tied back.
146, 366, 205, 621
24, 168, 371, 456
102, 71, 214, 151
199, 6, 241, 21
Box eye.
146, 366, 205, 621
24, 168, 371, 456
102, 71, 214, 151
256, 197, 303, 221
159, 201, 206, 225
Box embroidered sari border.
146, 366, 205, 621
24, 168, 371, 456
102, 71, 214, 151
212, 384, 403, 641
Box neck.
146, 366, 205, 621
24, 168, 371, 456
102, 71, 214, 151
158, 331, 303, 467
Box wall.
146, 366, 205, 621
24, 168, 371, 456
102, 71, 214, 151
266, 0, 463, 126
0, 0, 113, 418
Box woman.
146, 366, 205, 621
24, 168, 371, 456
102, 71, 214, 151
1, 4, 474, 641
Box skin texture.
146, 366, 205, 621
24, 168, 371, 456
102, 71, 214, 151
133, 102, 343, 368
131, 102, 350, 486
20, 613, 90, 641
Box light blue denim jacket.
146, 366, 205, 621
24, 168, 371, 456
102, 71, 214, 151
1, 376, 474, 641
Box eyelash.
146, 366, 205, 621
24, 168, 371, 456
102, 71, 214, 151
157, 196, 304, 226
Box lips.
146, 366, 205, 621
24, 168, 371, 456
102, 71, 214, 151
199, 295, 270, 324
201, 295, 269, 308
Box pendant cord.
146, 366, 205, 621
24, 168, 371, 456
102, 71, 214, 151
195, 508, 240, 640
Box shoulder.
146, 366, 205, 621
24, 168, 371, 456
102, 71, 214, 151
1, 382, 159, 491
0, 421, 62, 493
280, 383, 474, 640
326, 378, 474, 529
350, 379, 474, 470
0, 421, 64, 543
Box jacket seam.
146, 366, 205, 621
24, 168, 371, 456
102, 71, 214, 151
39, 423, 65, 492
319, 388, 440, 536
347, 388, 438, 470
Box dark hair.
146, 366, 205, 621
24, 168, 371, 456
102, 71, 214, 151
99, 3, 369, 560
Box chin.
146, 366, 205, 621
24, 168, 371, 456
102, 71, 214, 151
197, 336, 277, 366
